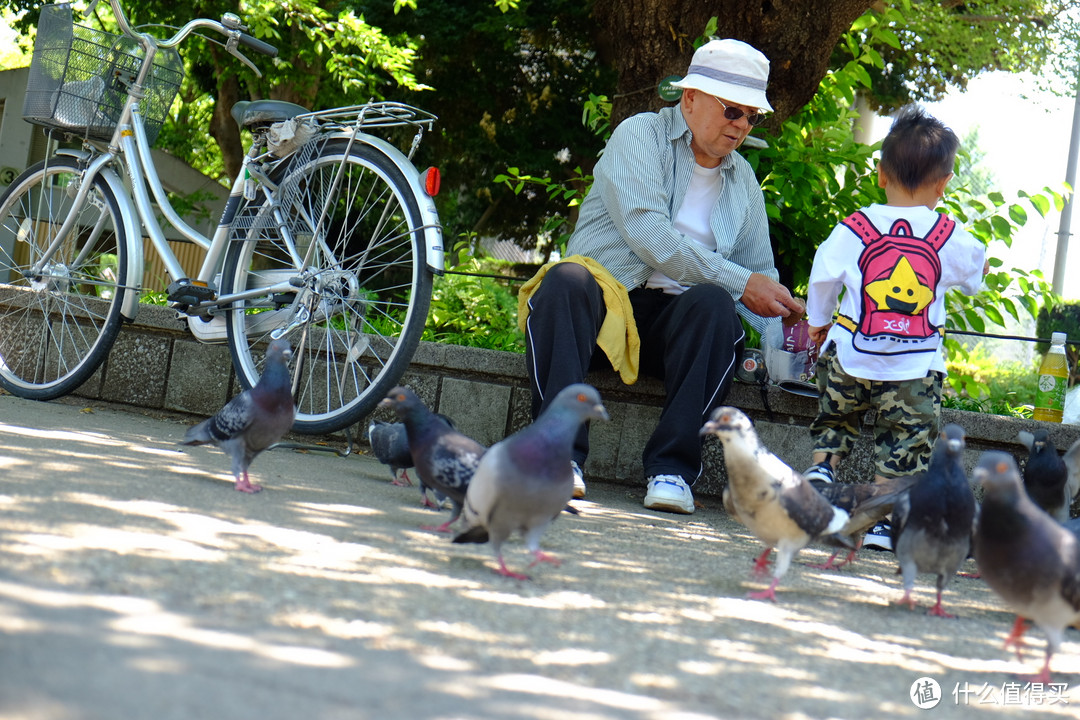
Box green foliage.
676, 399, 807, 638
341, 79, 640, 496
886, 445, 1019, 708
1036, 300, 1080, 383
943, 346, 1038, 419
848, 0, 1072, 113
423, 243, 525, 352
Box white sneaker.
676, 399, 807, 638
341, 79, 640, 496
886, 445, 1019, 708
644, 475, 695, 514
571, 461, 586, 499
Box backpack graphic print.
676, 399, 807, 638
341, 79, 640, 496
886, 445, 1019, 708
840, 210, 955, 356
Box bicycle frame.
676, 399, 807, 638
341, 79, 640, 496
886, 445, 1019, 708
32, 98, 444, 336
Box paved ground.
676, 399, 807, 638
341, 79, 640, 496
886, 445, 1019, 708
0, 392, 1076, 719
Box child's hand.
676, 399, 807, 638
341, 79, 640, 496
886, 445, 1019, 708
808, 324, 830, 345
983, 258, 990, 276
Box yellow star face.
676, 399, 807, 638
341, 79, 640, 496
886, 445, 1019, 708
864, 256, 934, 315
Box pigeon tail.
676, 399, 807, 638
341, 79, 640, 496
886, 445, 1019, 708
453, 525, 490, 545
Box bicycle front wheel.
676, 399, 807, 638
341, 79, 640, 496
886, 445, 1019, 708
222, 139, 433, 434
0, 155, 129, 399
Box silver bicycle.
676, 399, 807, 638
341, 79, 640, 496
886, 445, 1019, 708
0, 0, 444, 434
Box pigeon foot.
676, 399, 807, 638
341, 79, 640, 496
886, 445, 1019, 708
495, 557, 530, 581
894, 591, 917, 610
747, 577, 780, 602
529, 551, 561, 568
808, 549, 856, 571
926, 594, 954, 618
421, 520, 456, 533
235, 476, 262, 493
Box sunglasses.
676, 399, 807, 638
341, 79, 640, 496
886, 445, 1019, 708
708, 94, 767, 127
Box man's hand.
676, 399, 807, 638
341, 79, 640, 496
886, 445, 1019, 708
742, 273, 804, 324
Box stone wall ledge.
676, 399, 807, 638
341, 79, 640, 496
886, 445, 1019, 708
61, 306, 1080, 508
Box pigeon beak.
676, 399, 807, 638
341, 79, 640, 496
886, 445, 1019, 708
593, 404, 610, 421
700, 420, 720, 436
947, 438, 962, 452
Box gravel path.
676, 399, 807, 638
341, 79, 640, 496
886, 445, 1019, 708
0, 393, 1075, 719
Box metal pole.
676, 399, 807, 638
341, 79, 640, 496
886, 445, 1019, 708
1052, 64, 1080, 294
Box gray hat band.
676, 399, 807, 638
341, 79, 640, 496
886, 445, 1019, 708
685, 64, 767, 92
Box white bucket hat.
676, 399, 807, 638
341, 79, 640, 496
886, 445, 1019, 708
670, 39, 773, 112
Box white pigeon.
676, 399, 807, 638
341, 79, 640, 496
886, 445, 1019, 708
701, 406, 850, 602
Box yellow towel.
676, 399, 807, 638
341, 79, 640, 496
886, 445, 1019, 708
517, 255, 640, 384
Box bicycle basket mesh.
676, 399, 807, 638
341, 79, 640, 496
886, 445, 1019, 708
22, 3, 183, 145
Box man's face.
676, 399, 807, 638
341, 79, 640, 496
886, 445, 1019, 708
682, 88, 758, 167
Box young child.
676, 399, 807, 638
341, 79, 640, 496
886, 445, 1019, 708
802, 105, 987, 548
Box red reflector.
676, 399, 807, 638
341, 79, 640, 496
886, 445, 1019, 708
423, 167, 441, 196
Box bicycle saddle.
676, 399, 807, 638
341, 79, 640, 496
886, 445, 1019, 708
231, 100, 310, 129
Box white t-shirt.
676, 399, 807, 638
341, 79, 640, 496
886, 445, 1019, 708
806, 203, 985, 381
645, 162, 723, 294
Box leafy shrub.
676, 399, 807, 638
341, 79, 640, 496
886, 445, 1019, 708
423, 245, 526, 352
943, 346, 1037, 418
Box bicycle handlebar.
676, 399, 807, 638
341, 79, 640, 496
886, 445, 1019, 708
88, 0, 278, 60
236, 32, 278, 58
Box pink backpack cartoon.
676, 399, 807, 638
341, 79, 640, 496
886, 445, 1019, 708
839, 210, 955, 355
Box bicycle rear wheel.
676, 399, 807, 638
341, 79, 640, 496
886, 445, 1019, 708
222, 139, 433, 434
0, 155, 128, 399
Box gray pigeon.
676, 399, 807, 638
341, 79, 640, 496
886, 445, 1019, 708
890, 423, 977, 617
368, 415, 456, 509
453, 383, 609, 579
182, 339, 296, 493
808, 475, 918, 570
368, 420, 414, 487
368, 413, 459, 487
972, 451, 1080, 683
1017, 430, 1078, 523
379, 387, 484, 533
701, 407, 850, 602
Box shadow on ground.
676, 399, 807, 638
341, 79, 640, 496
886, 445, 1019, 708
0, 394, 1076, 719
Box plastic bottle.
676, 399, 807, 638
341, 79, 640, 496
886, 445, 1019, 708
1034, 332, 1070, 422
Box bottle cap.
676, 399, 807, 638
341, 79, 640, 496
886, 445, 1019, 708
1053, 331, 1067, 344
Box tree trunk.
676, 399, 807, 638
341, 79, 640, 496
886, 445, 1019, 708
208, 62, 244, 181
592, 0, 876, 127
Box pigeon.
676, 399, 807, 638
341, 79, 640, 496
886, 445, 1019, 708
453, 383, 609, 579
890, 423, 977, 617
807, 475, 918, 570
972, 450, 1080, 683
1017, 429, 1077, 523
378, 387, 485, 533
182, 339, 296, 493
368, 414, 457, 509
368, 420, 414, 487
701, 406, 850, 602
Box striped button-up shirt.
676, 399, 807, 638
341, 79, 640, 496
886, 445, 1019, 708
567, 105, 779, 335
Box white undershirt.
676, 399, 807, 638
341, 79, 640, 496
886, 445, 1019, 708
645, 162, 723, 294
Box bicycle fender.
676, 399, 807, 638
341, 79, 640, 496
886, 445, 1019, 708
333, 133, 445, 275
56, 150, 145, 321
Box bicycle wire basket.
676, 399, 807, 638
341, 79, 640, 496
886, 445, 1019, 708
22, 3, 183, 146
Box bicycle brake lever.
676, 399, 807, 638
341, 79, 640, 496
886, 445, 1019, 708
225, 31, 262, 78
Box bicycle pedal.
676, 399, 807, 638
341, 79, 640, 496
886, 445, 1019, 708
166, 279, 216, 306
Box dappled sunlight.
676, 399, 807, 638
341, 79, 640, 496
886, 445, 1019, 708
3, 395, 1080, 718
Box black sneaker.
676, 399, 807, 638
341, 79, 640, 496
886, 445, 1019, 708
862, 520, 893, 551
802, 462, 835, 484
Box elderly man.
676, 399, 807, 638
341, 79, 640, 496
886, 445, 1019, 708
521, 39, 802, 514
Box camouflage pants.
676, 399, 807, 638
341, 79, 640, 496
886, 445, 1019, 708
809, 344, 943, 478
